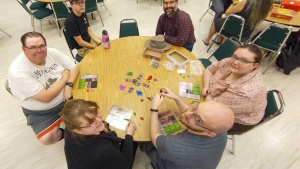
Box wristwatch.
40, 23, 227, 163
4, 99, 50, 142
66, 82, 73, 88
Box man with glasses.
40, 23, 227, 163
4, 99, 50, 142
156, 0, 196, 52
8, 32, 79, 145
202, 44, 267, 135
65, 0, 101, 61
142, 87, 234, 169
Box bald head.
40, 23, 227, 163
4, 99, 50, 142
198, 101, 234, 133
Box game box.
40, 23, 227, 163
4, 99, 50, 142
143, 47, 164, 61
281, 0, 300, 11
271, 6, 296, 20
167, 50, 189, 67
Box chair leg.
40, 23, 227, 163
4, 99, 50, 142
102, 3, 111, 16
232, 135, 235, 155
97, 11, 104, 26
54, 19, 61, 37
199, 9, 209, 21
263, 53, 279, 74
206, 35, 217, 53
0, 28, 11, 37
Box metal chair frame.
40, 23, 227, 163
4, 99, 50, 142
97, 0, 111, 16
17, 0, 53, 33
199, 0, 214, 21
250, 23, 292, 74
0, 28, 11, 37
62, 27, 80, 63
5, 80, 12, 96
85, 0, 104, 26
229, 90, 285, 155
51, 1, 70, 36
207, 14, 245, 53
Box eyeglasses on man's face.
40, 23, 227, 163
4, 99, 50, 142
183, 101, 215, 133
230, 55, 257, 64
163, 0, 176, 5
72, 1, 85, 6
24, 44, 46, 52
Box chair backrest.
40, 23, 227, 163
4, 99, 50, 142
251, 23, 292, 52
119, 19, 139, 38
209, 37, 242, 61
85, 0, 97, 13
17, 0, 33, 15
62, 27, 76, 59
52, 1, 70, 19
219, 14, 245, 41
259, 90, 285, 124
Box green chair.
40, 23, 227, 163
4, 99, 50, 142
17, 0, 53, 33
199, 0, 214, 21
199, 37, 242, 68
250, 23, 292, 74
21, 0, 48, 11
62, 27, 82, 63
85, 0, 104, 26
119, 19, 139, 38
229, 90, 285, 155
97, 0, 111, 16
51, 1, 70, 36
207, 14, 247, 52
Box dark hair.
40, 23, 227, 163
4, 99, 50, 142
20, 32, 47, 47
62, 99, 99, 130
238, 44, 262, 63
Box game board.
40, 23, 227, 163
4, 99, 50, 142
78, 74, 98, 89
158, 110, 183, 135
105, 105, 133, 130
179, 82, 201, 100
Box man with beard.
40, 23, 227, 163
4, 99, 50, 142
156, 0, 196, 51
65, 0, 101, 61
8, 32, 79, 145
143, 87, 234, 169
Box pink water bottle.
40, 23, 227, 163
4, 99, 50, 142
102, 30, 110, 49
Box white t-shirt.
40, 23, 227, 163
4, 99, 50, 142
8, 48, 77, 110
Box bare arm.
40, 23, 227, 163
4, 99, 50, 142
63, 65, 80, 101
225, 0, 247, 16
73, 34, 97, 49
149, 93, 164, 148
87, 27, 101, 45
31, 70, 70, 102
202, 69, 213, 96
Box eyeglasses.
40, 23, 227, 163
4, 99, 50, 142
78, 116, 99, 129
230, 55, 257, 64
183, 101, 215, 133
72, 1, 85, 5
163, 0, 176, 5
24, 45, 46, 52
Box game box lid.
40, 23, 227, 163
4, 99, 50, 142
167, 50, 189, 67
143, 47, 164, 61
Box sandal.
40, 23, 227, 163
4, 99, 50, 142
212, 39, 222, 45
202, 39, 209, 46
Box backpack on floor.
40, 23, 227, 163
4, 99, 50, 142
276, 32, 300, 75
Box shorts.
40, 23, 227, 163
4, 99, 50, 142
22, 101, 65, 139
76, 39, 99, 58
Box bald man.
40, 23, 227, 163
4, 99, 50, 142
142, 87, 234, 169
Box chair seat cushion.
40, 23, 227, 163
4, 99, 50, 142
30, 2, 48, 10
33, 8, 53, 19
85, 7, 98, 13
199, 58, 212, 68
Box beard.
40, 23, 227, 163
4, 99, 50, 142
164, 6, 177, 15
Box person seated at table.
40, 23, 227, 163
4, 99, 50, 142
203, 0, 273, 45
140, 88, 234, 169
8, 32, 79, 145
65, 0, 101, 61
62, 99, 137, 169
202, 44, 267, 134
156, 0, 196, 52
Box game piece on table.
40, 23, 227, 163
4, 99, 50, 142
146, 75, 153, 83
142, 83, 151, 89
153, 78, 159, 82
150, 59, 159, 68
87, 89, 89, 92
133, 112, 136, 116
136, 73, 144, 80
119, 84, 126, 91
140, 117, 144, 121
127, 72, 133, 76
126, 87, 134, 94
136, 90, 143, 96
132, 79, 141, 86
147, 97, 153, 101
124, 78, 132, 82
141, 99, 144, 102
174, 112, 178, 116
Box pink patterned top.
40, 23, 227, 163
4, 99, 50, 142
205, 58, 267, 125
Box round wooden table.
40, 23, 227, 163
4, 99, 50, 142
73, 36, 204, 141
